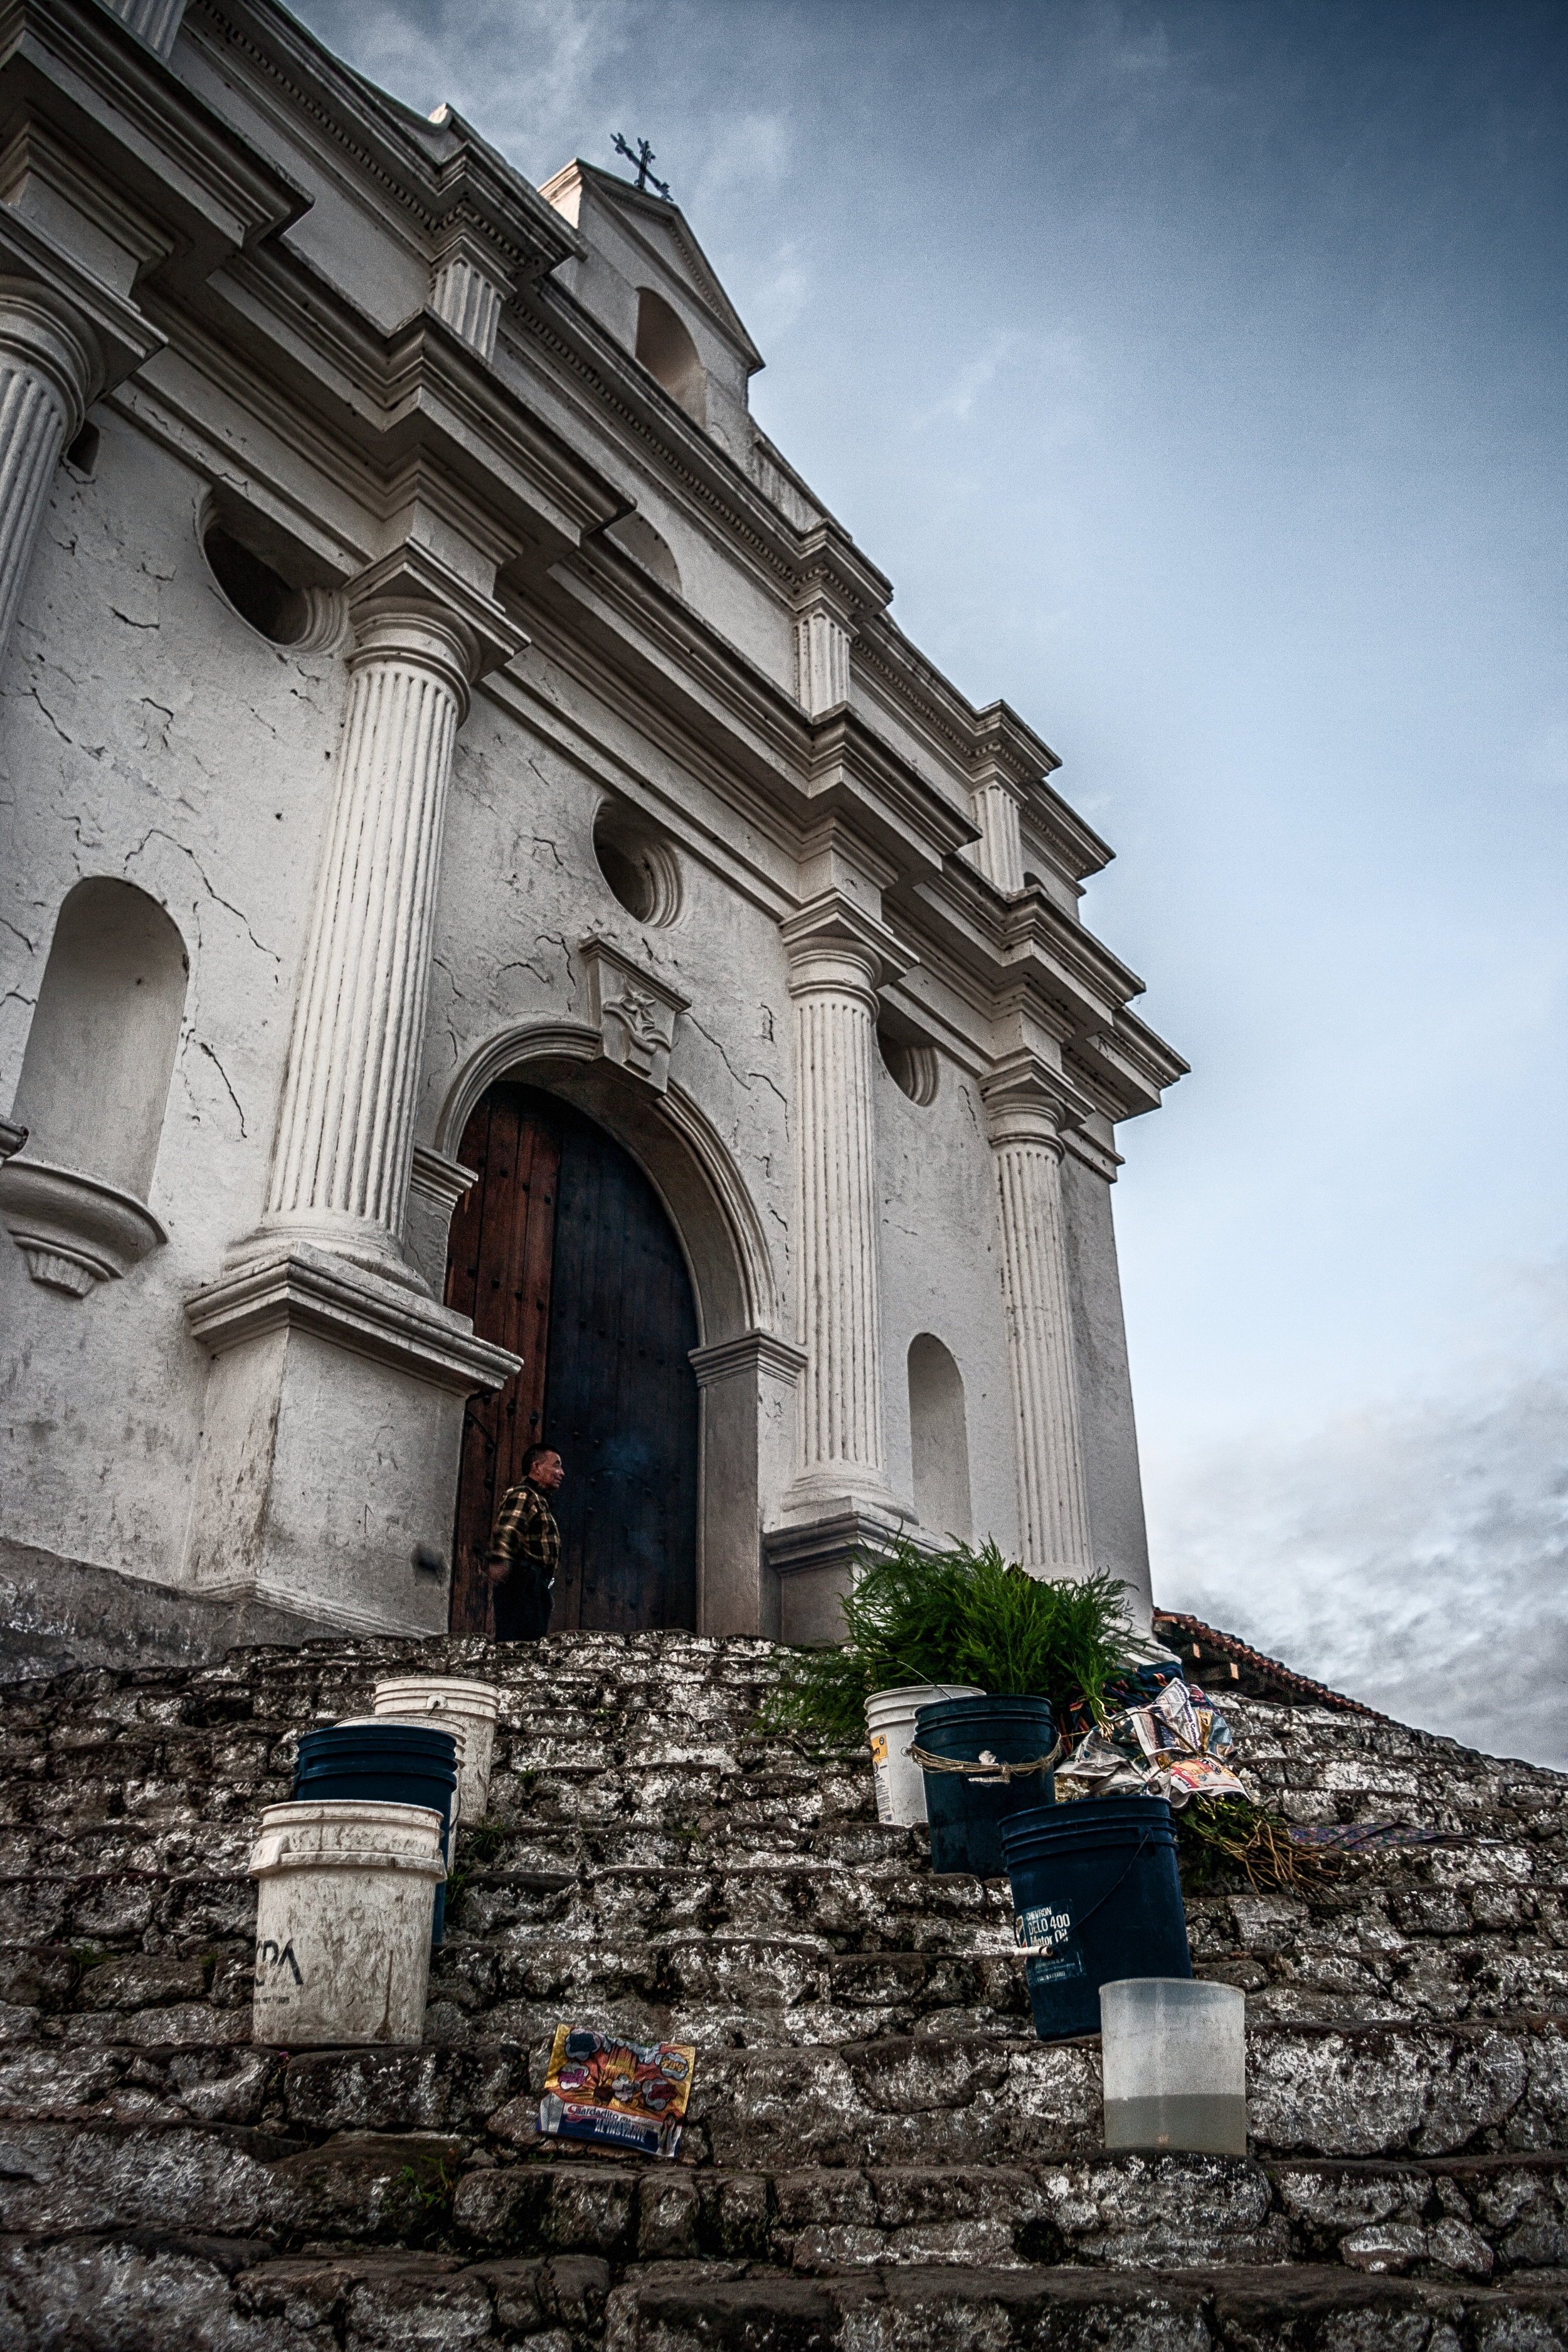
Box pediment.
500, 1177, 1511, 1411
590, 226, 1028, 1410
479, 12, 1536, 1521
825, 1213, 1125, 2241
539, 159, 763, 374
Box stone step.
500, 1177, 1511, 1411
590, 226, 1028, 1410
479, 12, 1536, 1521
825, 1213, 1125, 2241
0, 1740, 874, 1827
424, 1933, 1032, 2050
4, 2112, 1565, 2277
667, 2018, 1568, 2171
6, 1885, 1568, 2060
0, 1808, 910, 1881
1, 2240, 1566, 2352
0, 1852, 1011, 1963
4, 2019, 1567, 2164
605, 2261, 1568, 2348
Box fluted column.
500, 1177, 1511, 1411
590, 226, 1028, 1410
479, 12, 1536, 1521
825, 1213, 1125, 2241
795, 601, 852, 716
982, 1058, 1094, 1577
968, 779, 1026, 894
0, 288, 98, 667
265, 600, 477, 1274
781, 895, 908, 1503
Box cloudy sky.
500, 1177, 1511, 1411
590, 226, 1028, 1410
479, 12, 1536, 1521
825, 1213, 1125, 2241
294, 0, 1568, 1765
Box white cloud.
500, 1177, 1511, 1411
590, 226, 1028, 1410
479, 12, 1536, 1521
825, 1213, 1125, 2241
1147, 1338, 1568, 1769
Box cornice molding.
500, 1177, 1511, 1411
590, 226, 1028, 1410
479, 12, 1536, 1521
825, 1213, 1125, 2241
191, 1, 575, 278
185, 1243, 521, 1396
5, 0, 307, 286
198, 248, 625, 557
0, 202, 163, 393
803, 709, 979, 879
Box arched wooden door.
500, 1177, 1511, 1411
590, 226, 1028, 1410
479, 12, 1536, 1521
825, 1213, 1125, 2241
444, 1081, 700, 1636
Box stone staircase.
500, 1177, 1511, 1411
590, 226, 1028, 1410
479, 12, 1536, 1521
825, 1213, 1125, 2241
1, 1628, 1565, 2348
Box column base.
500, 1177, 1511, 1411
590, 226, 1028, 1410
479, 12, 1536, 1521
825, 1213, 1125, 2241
236, 1211, 433, 1293
183, 1245, 519, 1636
763, 1493, 914, 1645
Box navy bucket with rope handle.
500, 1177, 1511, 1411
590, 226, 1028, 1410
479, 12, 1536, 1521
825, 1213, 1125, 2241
1001, 1794, 1192, 2040
911, 1695, 1061, 1877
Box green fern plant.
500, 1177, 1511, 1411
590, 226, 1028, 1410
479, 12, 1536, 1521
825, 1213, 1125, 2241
761, 1535, 1140, 1741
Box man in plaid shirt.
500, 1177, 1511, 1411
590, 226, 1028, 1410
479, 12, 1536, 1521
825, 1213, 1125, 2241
486, 1443, 564, 1641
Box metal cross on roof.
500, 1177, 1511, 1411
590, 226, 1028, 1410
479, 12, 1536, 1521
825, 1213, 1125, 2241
613, 132, 670, 201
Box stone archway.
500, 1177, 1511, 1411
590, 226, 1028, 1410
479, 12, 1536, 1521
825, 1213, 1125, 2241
434, 1022, 797, 1637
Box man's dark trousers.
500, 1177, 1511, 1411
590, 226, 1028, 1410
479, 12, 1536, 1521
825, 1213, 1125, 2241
493, 1565, 553, 1641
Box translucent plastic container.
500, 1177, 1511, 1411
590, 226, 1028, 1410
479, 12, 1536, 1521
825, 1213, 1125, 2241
1099, 1976, 1247, 2156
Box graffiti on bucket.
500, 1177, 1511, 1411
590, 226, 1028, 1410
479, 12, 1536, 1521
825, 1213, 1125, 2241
255, 1938, 304, 1987
1016, 1902, 1085, 1984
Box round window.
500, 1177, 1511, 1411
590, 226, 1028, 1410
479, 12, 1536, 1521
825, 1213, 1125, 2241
593, 803, 681, 926
877, 1026, 939, 1106
202, 520, 314, 645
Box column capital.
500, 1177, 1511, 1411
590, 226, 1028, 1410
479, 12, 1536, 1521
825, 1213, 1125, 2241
0, 211, 164, 421
780, 891, 915, 1005
980, 1051, 1094, 1154
689, 1329, 808, 1390
346, 543, 529, 709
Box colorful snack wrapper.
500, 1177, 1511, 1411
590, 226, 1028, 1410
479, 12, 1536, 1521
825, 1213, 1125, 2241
1165, 1751, 1248, 1799
537, 2025, 696, 2159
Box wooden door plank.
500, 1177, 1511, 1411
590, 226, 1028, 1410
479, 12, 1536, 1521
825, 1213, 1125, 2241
445, 1084, 560, 1634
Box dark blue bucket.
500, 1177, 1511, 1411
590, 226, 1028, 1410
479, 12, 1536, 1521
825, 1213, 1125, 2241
293, 1723, 458, 1946
913, 1695, 1059, 1878
1001, 1795, 1191, 2040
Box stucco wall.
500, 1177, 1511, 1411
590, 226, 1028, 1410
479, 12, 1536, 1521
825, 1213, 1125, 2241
0, 412, 343, 1583
1061, 1148, 1154, 1621
874, 1047, 1019, 1559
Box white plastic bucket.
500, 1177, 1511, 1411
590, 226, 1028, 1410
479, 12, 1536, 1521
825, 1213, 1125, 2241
865, 1683, 983, 1826
371, 1675, 501, 1829
1099, 1976, 1248, 2156
249, 1799, 445, 2047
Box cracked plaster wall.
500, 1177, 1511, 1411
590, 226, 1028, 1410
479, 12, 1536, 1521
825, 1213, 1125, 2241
0, 410, 344, 1584
421, 698, 796, 1318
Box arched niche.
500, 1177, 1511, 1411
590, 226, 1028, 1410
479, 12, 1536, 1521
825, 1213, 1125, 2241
0, 878, 186, 1294
908, 1333, 973, 1544
635, 288, 706, 426
14, 877, 188, 1194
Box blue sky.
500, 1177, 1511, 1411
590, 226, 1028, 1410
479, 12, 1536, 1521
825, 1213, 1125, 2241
295, 0, 1568, 1762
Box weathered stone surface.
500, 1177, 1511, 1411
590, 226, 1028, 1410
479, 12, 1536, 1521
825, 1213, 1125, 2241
1, 1629, 1566, 2347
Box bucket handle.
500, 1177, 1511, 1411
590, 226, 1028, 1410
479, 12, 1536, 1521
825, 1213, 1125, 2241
1010, 1825, 1159, 1959
909, 1734, 1062, 1783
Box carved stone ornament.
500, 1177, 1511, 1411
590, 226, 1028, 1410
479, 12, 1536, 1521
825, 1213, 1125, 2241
0, 1157, 167, 1297
578, 934, 691, 1093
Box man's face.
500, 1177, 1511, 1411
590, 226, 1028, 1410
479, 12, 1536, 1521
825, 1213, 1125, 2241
530, 1451, 565, 1491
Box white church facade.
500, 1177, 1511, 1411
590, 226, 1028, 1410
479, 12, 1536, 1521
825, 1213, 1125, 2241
0, 0, 1185, 1668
